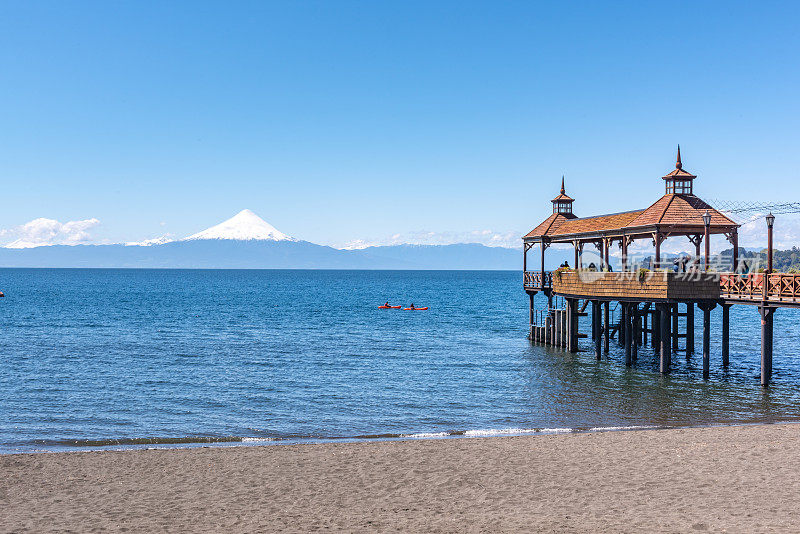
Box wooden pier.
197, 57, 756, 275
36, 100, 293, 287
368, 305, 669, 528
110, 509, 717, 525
523, 148, 793, 386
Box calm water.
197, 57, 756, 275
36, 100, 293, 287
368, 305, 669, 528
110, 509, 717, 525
2, 268, 800, 453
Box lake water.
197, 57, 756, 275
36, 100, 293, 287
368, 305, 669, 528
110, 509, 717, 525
2, 269, 800, 453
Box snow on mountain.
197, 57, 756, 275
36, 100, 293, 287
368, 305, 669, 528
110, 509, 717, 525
125, 235, 175, 247
183, 209, 297, 242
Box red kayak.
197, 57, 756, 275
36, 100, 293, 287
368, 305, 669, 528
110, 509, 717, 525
378, 305, 402, 309
403, 307, 428, 311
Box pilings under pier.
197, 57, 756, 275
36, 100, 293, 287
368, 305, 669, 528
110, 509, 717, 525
527, 289, 781, 387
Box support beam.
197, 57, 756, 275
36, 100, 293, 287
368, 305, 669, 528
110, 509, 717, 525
722, 304, 730, 366
624, 304, 632, 366
699, 302, 716, 380
672, 304, 679, 353
686, 302, 695, 355
567, 299, 579, 353
603, 302, 610, 354
619, 303, 626, 347
528, 293, 535, 340
760, 306, 775, 386
593, 301, 602, 360
659, 304, 671, 374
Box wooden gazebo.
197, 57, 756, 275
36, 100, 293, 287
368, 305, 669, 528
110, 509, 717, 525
522, 147, 740, 277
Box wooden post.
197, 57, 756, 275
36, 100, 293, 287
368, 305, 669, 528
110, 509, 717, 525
523, 243, 528, 273
624, 304, 632, 366
632, 305, 639, 361
704, 220, 711, 271
654, 232, 661, 269
573, 244, 579, 270
760, 306, 774, 386
540, 238, 546, 287
671, 304, 679, 353
618, 303, 626, 346
652, 308, 661, 351
731, 231, 739, 272
594, 301, 602, 360
603, 302, 610, 353
722, 304, 730, 366
659, 304, 671, 374
642, 307, 648, 346
621, 237, 628, 271
700, 302, 715, 380
686, 302, 695, 355
528, 293, 535, 339
568, 299, 579, 353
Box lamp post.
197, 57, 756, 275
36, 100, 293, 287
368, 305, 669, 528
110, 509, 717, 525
702, 210, 711, 272
766, 213, 775, 273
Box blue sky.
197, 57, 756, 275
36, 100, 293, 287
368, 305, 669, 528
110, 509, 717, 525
1, 1, 799, 249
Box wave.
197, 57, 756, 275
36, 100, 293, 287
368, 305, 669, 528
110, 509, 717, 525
7, 424, 667, 453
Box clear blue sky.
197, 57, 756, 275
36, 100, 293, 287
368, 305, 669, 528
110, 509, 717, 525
1, 1, 799, 247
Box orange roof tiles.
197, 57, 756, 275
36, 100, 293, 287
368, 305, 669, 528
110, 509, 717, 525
524, 194, 738, 240
626, 194, 736, 228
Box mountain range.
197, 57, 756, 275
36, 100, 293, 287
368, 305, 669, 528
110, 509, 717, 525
0, 210, 545, 270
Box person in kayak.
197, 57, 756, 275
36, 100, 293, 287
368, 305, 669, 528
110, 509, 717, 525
409, 303, 415, 309
384, 301, 390, 307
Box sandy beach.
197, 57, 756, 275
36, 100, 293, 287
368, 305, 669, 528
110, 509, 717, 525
3, 423, 800, 533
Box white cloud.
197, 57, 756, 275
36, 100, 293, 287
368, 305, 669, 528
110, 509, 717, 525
339, 229, 523, 250
0, 217, 101, 248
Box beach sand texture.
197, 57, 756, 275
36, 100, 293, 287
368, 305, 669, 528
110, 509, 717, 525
3, 423, 800, 533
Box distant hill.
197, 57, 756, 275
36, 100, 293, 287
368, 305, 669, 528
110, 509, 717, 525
0, 240, 525, 270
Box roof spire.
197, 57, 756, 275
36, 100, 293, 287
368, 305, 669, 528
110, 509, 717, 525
676, 144, 682, 170
560, 175, 565, 195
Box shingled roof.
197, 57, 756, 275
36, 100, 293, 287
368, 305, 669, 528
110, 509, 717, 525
523, 149, 739, 242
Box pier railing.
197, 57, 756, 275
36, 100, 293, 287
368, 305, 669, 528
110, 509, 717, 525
721, 273, 800, 304
528, 269, 800, 305
523, 271, 552, 291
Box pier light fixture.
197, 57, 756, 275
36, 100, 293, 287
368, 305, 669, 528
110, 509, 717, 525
702, 210, 711, 271
766, 212, 775, 228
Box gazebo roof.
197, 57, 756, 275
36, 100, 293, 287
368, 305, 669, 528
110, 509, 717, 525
524, 150, 739, 243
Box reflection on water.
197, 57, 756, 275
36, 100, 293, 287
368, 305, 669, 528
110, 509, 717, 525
1, 269, 800, 453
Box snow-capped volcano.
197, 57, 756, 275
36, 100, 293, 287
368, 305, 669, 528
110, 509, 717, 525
183, 209, 297, 242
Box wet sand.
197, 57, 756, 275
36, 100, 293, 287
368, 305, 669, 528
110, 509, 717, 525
3, 423, 800, 533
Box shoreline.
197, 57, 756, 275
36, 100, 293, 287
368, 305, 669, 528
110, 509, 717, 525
4, 422, 800, 532
5, 418, 799, 456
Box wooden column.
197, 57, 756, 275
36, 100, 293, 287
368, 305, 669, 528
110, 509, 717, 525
731, 231, 739, 272
603, 302, 610, 353
602, 238, 609, 271
594, 301, 602, 360
568, 299, 579, 353
528, 293, 535, 339
671, 304, 679, 353
618, 303, 626, 347
652, 307, 661, 351
642, 307, 648, 346
624, 304, 633, 366
654, 232, 661, 269
540, 238, 546, 285
700, 302, 715, 380
760, 306, 775, 386
621, 237, 628, 271
573, 243, 579, 270
659, 304, 671, 374
722, 304, 730, 366
686, 302, 695, 355
631, 306, 639, 362
523, 243, 527, 273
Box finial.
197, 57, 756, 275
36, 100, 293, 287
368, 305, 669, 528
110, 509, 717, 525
560, 175, 565, 194
676, 144, 682, 170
